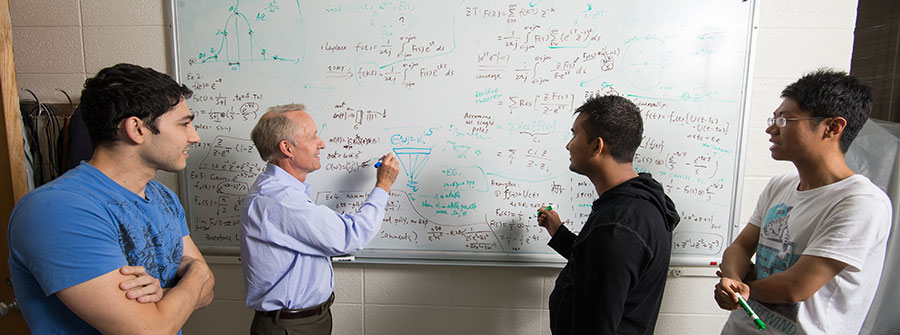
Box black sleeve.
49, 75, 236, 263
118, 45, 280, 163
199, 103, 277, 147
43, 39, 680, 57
547, 225, 577, 260
571, 223, 649, 334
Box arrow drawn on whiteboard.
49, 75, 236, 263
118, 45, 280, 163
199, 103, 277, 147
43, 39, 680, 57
579, 68, 621, 87
272, 56, 300, 63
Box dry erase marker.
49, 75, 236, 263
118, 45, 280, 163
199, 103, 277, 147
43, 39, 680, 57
537, 205, 552, 216
736, 295, 766, 330
331, 255, 355, 262
374, 157, 384, 168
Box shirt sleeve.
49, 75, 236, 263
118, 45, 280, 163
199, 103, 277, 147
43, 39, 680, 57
244, 186, 389, 257
804, 193, 890, 272
749, 176, 783, 228
547, 225, 577, 260
9, 190, 128, 296
569, 222, 648, 333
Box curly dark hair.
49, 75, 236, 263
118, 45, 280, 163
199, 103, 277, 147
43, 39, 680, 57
575, 95, 643, 163
781, 69, 873, 153
79, 63, 192, 148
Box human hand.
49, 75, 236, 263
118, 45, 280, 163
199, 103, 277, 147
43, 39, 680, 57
536, 206, 561, 236
119, 265, 163, 303
714, 270, 750, 310
374, 153, 400, 191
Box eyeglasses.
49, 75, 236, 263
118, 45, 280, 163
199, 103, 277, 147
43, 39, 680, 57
766, 116, 826, 128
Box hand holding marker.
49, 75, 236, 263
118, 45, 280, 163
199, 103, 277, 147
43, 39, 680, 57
735, 294, 766, 330
537, 205, 552, 217
366, 155, 388, 168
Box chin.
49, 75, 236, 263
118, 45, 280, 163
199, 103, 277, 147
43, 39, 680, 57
162, 165, 187, 173
768, 149, 785, 161
164, 160, 188, 172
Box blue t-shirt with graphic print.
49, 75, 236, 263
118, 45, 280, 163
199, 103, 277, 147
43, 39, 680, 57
8, 162, 188, 334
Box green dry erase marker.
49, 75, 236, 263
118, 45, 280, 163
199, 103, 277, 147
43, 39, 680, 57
537, 205, 552, 216
736, 295, 765, 330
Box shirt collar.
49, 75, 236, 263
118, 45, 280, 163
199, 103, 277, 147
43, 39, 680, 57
265, 163, 312, 196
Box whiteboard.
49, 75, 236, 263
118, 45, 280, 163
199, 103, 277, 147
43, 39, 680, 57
173, 0, 754, 266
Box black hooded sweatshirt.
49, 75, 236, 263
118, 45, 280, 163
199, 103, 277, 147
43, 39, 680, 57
548, 173, 680, 335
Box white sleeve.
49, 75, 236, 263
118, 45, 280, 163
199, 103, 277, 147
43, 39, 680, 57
749, 175, 786, 228
804, 193, 890, 272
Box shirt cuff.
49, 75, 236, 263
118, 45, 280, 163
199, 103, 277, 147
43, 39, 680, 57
548, 225, 575, 254
366, 186, 389, 206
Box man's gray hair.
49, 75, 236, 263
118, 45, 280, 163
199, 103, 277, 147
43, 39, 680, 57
250, 103, 306, 161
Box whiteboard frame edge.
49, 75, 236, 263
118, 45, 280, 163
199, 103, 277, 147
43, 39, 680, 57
728, 0, 761, 248
169, 0, 194, 230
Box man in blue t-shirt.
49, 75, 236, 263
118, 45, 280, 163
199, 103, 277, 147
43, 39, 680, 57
8, 63, 215, 334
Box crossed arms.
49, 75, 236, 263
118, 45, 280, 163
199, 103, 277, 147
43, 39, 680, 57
56, 236, 215, 335
714, 224, 846, 309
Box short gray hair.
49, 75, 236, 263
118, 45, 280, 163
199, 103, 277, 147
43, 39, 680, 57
250, 103, 306, 161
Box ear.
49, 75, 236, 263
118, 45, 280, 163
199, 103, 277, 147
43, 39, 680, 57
121, 116, 146, 144
592, 136, 605, 158
278, 140, 294, 158
822, 117, 847, 139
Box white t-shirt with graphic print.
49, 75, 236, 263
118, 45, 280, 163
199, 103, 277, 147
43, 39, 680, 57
721, 174, 891, 335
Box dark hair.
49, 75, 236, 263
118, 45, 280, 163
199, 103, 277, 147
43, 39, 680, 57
79, 63, 193, 147
781, 69, 873, 152
575, 95, 643, 163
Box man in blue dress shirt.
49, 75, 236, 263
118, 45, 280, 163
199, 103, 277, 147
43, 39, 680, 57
240, 104, 399, 335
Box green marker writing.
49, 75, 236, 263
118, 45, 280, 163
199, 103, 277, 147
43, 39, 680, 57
537, 205, 552, 216
736, 295, 765, 330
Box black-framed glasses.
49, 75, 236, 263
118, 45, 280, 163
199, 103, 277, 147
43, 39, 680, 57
766, 116, 826, 128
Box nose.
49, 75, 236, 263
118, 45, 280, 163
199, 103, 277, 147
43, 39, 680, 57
189, 124, 201, 143
317, 136, 325, 149
765, 121, 778, 136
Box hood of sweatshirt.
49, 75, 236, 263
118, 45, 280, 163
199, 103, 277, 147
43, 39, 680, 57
600, 173, 680, 231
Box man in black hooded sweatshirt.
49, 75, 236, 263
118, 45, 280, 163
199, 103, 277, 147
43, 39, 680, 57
537, 95, 680, 334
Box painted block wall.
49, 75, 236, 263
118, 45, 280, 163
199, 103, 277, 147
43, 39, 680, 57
8, 0, 860, 333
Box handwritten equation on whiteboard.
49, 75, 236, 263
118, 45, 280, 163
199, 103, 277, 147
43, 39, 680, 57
175, 0, 752, 260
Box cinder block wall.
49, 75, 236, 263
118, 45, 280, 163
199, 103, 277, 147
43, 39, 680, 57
8, 0, 861, 333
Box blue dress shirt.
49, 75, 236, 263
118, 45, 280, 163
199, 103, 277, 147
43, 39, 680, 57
240, 163, 387, 311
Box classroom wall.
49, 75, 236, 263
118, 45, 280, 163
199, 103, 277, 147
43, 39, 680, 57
8, 0, 860, 334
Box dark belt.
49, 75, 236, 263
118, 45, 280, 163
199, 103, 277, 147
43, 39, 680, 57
258, 293, 334, 320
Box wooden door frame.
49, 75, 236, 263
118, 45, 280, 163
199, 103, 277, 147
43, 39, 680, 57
1, 0, 32, 332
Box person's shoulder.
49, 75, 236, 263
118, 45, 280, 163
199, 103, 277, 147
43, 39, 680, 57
16, 170, 105, 210
9, 170, 118, 247
832, 174, 892, 205
253, 170, 308, 199
842, 174, 886, 192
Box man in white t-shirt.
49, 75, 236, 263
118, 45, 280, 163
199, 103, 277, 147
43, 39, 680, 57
714, 69, 892, 335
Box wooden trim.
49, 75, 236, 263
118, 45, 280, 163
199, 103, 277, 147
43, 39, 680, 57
1, 0, 31, 332
0, 0, 25, 201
